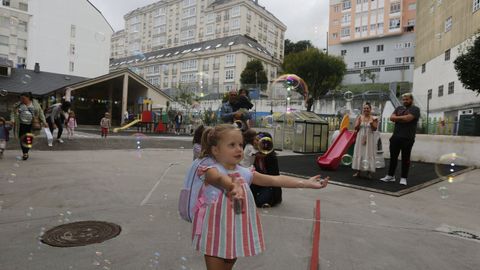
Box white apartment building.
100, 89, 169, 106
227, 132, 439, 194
111, 0, 286, 62
412, 0, 480, 119
109, 35, 280, 95
328, 0, 417, 85
0, 0, 30, 67
1, 0, 113, 78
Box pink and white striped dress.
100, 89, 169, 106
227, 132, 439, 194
192, 163, 265, 259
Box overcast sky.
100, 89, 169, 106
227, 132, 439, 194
89, 0, 329, 49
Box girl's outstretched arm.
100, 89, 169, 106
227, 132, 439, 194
205, 168, 244, 199
252, 172, 329, 189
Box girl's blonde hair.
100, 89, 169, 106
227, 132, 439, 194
199, 124, 239, 158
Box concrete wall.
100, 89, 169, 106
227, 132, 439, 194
380, 133, 480, 166
26, 0, 113, 78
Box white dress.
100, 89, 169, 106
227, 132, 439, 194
352, 121, 376, 173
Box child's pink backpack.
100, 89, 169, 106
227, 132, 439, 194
178, 157, 214, 222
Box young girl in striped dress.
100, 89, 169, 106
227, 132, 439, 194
193, 124, 329, 270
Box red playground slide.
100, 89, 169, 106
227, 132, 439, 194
317, 128, 357, 170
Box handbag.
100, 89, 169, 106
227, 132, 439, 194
28, 106, 41, 131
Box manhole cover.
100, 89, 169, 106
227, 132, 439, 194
41, 221, 121, 247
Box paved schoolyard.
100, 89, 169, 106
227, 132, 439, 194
0, 139, 479, 270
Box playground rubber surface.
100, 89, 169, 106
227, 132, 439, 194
277, 154, 473, 196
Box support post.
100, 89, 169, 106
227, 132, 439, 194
121, 74, 129, 125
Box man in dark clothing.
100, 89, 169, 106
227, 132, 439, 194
380, 93, 420, 186
45, 101, 71, 144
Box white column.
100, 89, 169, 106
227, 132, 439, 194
121, 74, 129, 125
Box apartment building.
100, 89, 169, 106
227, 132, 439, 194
0, 0, 30, 68
1, 0, 113, 78
328, 0, 416, 85
412, 0, 480, 119
110, 35, 279, 95
111, 0, 286, 62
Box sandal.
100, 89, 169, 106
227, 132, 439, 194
22, 153, 29, 160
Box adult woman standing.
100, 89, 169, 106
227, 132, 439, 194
352, 103, 378, 178
10, 92, 47, 160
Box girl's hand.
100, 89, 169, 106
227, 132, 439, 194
227, 178, 244, 201
306, 175, 329, 189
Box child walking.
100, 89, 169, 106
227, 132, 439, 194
65, 111, 77, 139
192, 124, 328, 270
0, 117, 12, 159
100, 113, 111, 138
240, 128, 257, 167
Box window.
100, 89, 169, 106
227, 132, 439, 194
445, 49, 451, 61
370, 24, 376, 31
332, 33, 338, 39
377, 44, 384, 51
334, 4, 340, 12
69, 62, 74, 72
230, 18, 240, 30
342, 1, 351, 10
70, 44, 75, 55
230, 6, 240, 17
372, 60, 378, 66
390, 1, 401, 13
225, 54, 235, 66
225, 69, 235, 81
379, 59, 385, 65
2, 0, 10, 7
445, 16, 452, 32
474, 0, 480, 13
342, 14, 351, 24
389, 18, 400, 29
448, 82, 454, 94
341, 50, 347, 56
422, 63, 426, 73
363, 46, 369, 53
403, 57, 410, 63
438, 85, 444, 97
410, 57, 415, 63
70, 25, 76, 38
360, 61, 366, 68
206, 13, 215, 23
395, 57, 402, 64
409, 3, 416, 10
0, 35, 9, 46
18, 20, 27, 32
18, 2, 27, 11
341, 27, 350, 37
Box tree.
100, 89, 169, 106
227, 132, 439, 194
282, 48, 346, 103
284, 39, 314, 56
360, 69, 377, 83
454, 33, 480, 95
240, 59, 268, 91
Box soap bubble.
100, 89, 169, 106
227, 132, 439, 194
271, 74, 309, 101
284, 135, 291, 145
341, 154, 352, 166
344, 91, 353, 102
375, 160, 383, 169
95, 251, 103, 257
438, 186, 448, 199
21, 74, 32, 84
92, 260, 101, 266
361, 160, 370, 170
0, 89, 7, 96
261, 203, 271, 214
257, 137, 273, 155
434, 153, 466, 183
20, 133, 35, 149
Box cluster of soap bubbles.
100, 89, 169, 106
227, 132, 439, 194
146, 251, 161, 269
94, 32, 106, 43
93, 251, 112, 269
21, 74, 32, 85
57, 210, 73, 223
133, 133, 145, 158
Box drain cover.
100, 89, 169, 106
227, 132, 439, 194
41, 221, 121, 247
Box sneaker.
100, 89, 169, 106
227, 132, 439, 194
400, 178, 408, 185
58, 138, 64, 143
380, 175, 395, 182
48, 142, 53, 147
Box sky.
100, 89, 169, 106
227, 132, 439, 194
88, 0, 329, 49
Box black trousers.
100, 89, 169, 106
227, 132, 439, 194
47, 116, 63, 139
388, 136, 415, 178
19, 123, 32, 154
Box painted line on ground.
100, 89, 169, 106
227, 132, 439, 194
140, 162, 179, 206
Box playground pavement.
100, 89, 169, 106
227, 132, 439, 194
0, 137, 479, 270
